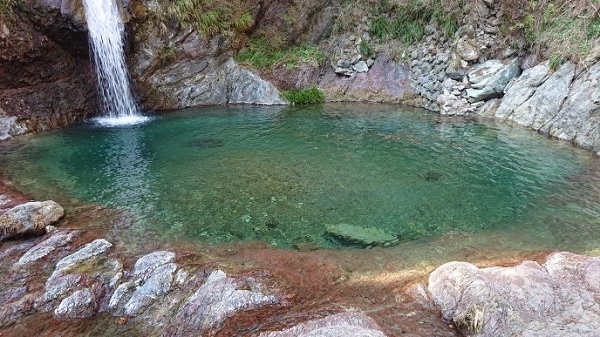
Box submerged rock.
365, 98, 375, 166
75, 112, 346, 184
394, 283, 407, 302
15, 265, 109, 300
0, 200, 64, 239
326, 224, 398, 247
426, 252, 600, 336
185, 138, 224, 149
259, 311, 387, 337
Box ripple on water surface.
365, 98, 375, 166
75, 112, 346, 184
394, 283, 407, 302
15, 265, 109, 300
0, 104, 599, 254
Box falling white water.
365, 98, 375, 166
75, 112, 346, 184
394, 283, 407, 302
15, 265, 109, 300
83, 0, 149, 126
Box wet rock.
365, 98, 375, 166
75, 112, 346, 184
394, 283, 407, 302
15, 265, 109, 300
185, 138, 224, 149
37, 274, 82, 309
465, 58, 520, 102
326, 224, 398, 247
16, 231, 74, 265
54, 288, 98, 319
0, 116, 26, 141
259, 311, 387, 337
0, 200, 65, 239
426, 252, 600, 336
165, 270, 279, 336
0, 1, 97, 134
293, 241, 319, 252
55, 239, 113, 272
124, 262, 177, 316
132, 251, 176, 280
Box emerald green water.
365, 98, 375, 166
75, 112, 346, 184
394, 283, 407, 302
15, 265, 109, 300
1, 104, 599, 251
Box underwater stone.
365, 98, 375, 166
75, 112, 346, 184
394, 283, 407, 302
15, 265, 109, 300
325, 224, 398, 247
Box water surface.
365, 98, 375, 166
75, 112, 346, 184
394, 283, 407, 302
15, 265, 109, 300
1, 104, 599, 252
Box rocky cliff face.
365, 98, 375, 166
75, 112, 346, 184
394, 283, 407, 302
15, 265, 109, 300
0, 0, 97, 137
127, 1, 287, 110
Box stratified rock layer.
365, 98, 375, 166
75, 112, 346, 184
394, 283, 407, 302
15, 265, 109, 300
426, 252, 600, 336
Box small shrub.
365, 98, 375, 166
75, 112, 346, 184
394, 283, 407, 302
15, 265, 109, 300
359, 40, 374, 58
368, 0, 461, 44
282, 86, 325, 105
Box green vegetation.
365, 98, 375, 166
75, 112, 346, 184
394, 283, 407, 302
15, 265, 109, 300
0, 0, 17, 21
235, 38, 325, 69
158, 46, 178, 63
156, 0, 254, 37
282, 86, 325, 105
502, 0, 600, 63
358, 40, 375, 58
368, 0, 461, 43
549, 53, 567, 71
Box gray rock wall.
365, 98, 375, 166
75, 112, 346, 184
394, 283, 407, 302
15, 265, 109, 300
129, 17, 286, 110
480, 61, 600, 155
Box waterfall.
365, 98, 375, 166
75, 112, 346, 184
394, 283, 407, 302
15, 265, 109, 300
83, 0, 148, 126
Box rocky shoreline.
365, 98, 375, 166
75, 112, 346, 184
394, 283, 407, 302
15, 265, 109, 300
2, 186, 599, 336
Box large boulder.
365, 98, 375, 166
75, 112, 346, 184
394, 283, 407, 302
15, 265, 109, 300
496, 61, 576, 131
426, 252, 600, 336
483, 60, 600, 154
540, 62, 600, 154
465, 58, 521, 102
0, 200, 64, 239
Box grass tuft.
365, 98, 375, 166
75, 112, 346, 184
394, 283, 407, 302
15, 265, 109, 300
282, 86, 325, 105
0, 0, 17, 22
155, 0, 254, 38
235, 38, 325, 69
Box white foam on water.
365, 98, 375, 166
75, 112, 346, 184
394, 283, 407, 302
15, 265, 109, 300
93, 115, 152, 127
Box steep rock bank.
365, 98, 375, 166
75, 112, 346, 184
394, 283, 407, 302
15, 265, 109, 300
127, 2, 287, 110
419, 252, 600, 336
0, 0, 97, 137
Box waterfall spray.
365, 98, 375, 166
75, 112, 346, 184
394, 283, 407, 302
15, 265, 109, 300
83, 0, 148, 126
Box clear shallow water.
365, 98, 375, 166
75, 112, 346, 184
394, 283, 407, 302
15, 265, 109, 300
1, 104, 599, 251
